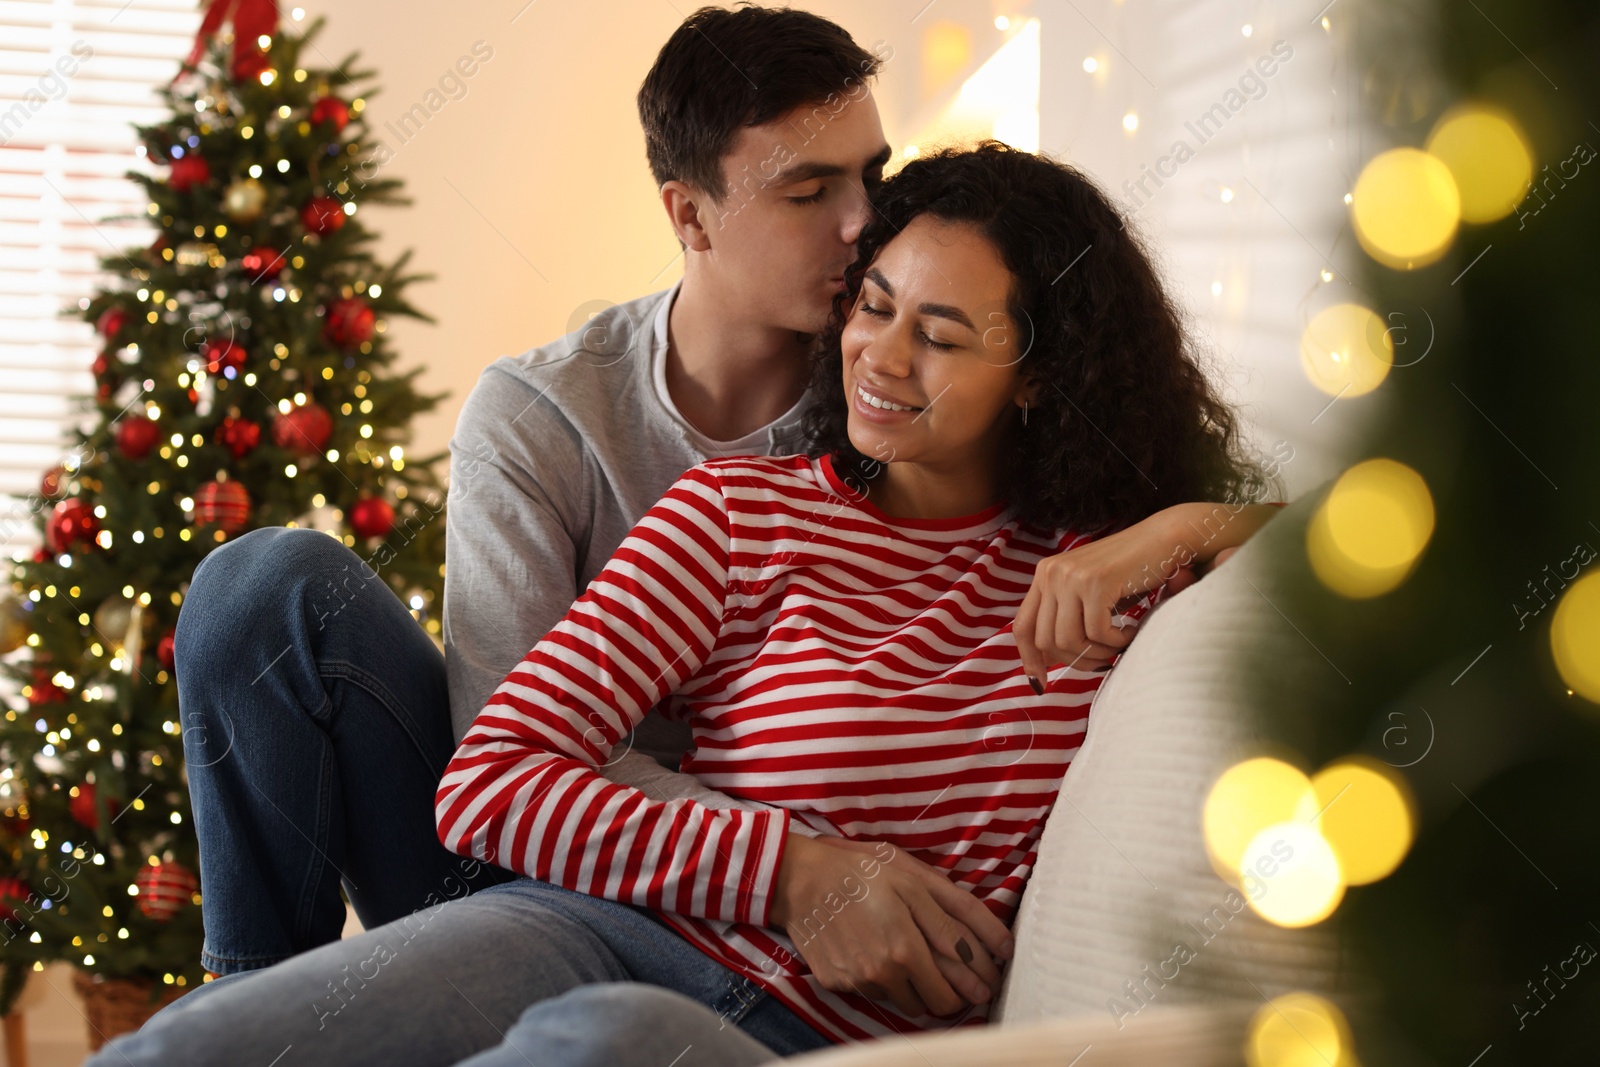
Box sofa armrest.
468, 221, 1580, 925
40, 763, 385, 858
782, 1003, 1253, 1067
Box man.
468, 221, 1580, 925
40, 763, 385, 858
177, 1, 890, 981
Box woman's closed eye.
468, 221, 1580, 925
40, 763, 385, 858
859, 301, 959, 351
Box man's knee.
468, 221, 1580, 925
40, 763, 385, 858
176, 527, 371, 652
190, 527, 365, 599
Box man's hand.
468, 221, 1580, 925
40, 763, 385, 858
769, 834, 1015, 1019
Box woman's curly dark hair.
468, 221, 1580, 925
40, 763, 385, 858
799, 141, 1279, 537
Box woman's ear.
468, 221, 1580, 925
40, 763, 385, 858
1015, 375, 1042, 413
660, 180, 713, 253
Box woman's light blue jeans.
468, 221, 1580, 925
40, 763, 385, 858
140, 526, 835, 1064
87, 878, 834, 1065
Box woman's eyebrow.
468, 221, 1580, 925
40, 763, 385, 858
865, 268, 976, 331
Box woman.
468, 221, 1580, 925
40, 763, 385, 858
91, 143, 1283, 1067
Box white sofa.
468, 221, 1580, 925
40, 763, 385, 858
788, 485, 1349, 1066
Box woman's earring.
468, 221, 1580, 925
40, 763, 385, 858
1022, 399, 1029, 426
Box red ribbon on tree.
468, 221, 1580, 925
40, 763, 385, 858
174, 0, 279, 83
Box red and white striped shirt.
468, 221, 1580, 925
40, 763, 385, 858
436, 452, 1173, 1043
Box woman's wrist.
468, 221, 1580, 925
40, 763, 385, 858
768, 832, 813, 930
1156, 501, 1281, 567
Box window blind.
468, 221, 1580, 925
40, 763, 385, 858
1, 0, 201, 562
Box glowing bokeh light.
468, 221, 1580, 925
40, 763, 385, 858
1203, 758, 1319, 878
1426, 104, 1534, 224
1351, 147, 1460, 269
1299, 303, 1393, 397
1308, 458, 1435, 598
1246, 992, 1353, 1067
1552, 572, 1600, 704
1312, 758, 1414, 885
922, 21, 973, 96
1242, 822, 1344, 927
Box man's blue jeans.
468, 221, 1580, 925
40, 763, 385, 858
174, 525, 516, 975
159, 526, 835, 1062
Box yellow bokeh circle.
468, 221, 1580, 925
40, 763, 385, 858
1351, 147, 1461, 269
1203, 758, 1319, 879
1426, 104, 1534, 224
1242, 822, 1345, 928
1552, 571, 1600, 704
1246, 992, 1354, 1067
1308, 458, 1435, 599
1311, 758, 1415, 885
1300, 303, 1393, 398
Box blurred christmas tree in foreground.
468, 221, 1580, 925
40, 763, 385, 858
1212, 0, 1600, 1063
1, 4, 448, 1012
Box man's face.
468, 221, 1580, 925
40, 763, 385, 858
699, 90, 891, 335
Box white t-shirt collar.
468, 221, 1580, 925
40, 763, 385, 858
650, 279, 811, 456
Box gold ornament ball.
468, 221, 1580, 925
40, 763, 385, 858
0, 597, 29, 655
92, 596, 134, 647
223, 178, 267, 223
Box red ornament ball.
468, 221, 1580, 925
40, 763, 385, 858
232, 45, 271, 82
272, 402, 333, 456
168, 154, 210, 193
301, 196, 346, 235
194, 479, 252, 534
46, 498, 99, 553
134, 861, 199, 922
309, 96, 350, 132
68, 782, 120, 831
156, 628, 177, 669
31, 546, 49, 564
322, 297, 375, 350
28, 665, 66, 705
39, 464, 67, 498
91, 351, 112, 379
96, 306, 129, 340
202, 338, 248, 375
115, 415, 162, 460
240, 246, 287, 284
349, 496, 395, 539
214, 415, 262, 458
0, 877, 29, 923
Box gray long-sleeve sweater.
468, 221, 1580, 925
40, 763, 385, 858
442, 281, 816, 809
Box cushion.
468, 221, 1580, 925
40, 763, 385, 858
994, 485, 1348, 1027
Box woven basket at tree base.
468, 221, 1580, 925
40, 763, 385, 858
70, 970, 190, 1050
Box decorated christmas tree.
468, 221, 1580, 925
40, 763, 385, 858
0, 6, 447, 1013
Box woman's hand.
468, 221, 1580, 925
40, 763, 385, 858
1013, 510, 1201, 686
769, 834, 1015, 1018
1013, 502, 1282, 686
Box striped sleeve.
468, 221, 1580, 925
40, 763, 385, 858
434, 464, 793, 926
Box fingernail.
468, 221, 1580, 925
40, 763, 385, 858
955, 938, 974, 964
1001, 938, 1016, 959
1027, 675, 1044, 696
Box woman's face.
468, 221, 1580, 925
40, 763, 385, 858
841, 215, 1036, 477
